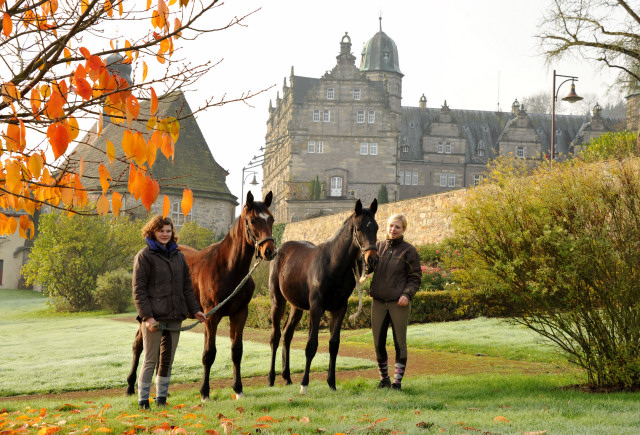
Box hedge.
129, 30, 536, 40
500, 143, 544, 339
246, 289, 482, 330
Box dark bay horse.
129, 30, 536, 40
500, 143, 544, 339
126, 191, 276, 400
268, 199, 378, 393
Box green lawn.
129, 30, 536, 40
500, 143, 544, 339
1, 289, 640, 434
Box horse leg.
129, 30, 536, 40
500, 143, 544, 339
200, 315, 220, 401
282, 307, 304, 385
126, 325, 143, 396
300, 304, 324, 394
327, 305, 348, 391
268, 287, 287, 386
229, 307, 249, 398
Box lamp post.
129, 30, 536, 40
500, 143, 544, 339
551, 69, 583, 162
240, 167, 259, 203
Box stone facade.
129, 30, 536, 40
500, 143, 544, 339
0, 214, 31, 289
282, 189, 466, 247
263, 25, 623, 223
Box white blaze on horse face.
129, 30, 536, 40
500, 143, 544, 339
259, 212, 270, 221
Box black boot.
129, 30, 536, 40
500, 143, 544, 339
377, 377, 391, 389
138, 400, 150, 410
156, 396, 167, 407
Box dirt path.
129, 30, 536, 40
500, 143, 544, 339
1, 317, 566, 403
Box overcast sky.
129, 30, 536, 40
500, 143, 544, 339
174, 0, 622, 213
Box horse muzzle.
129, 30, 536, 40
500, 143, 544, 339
363, 248, 378, 274
256, 237, 277, 260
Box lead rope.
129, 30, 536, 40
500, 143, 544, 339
157, 258, 263, 332
348, 258, 367, 322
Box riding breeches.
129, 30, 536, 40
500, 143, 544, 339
371, 298, 411, 362
138, 320, 181, 402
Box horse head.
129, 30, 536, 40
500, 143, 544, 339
243, 190, 276, 260
353, 198, 379, 273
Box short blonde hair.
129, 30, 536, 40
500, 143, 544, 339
387, 213, 408, 230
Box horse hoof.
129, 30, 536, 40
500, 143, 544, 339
234, 392, 244, 400
201, 396, 210, 403
300, 385, 308, 395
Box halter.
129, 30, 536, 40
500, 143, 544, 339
245, 217, 275, 258
352, 223, 377, 258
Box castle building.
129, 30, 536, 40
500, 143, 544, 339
262, 21, 622, 223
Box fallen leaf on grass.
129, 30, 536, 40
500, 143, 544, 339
183, 413, 197, 420
300, 417, 310, 423
494, 416, 510, 423
416, 421, 434, 429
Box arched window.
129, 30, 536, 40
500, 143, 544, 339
330, 176, 343, 197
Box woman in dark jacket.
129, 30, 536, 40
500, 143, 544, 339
369, 213, 421, 391
133, 215, 205, 409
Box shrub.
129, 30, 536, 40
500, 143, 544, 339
95, 268, 133, 313
272, 223, 286, 247
251, 261, 271, 297
178, 221, 219, 250
22, 211, 144, 312
452, 156, 640, 390
579, 130, 638, 162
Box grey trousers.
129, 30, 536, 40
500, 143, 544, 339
138, 320, 181, 402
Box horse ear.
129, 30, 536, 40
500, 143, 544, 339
245, 191, 254, 211
263, 191, 273, 208
370, 198, 378, 215
354, 199, 363, 216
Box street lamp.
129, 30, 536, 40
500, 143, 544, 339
241, 167, 259, 203
551, 69, 583, 162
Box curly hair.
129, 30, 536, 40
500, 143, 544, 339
141, 215, 178, 244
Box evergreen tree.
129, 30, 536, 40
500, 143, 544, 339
377, 184, 389, 204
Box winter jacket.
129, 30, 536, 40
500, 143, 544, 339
369, 236, 422, 302
132, 245, 202, 322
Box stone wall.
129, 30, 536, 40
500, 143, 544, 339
282, 189, 467, 246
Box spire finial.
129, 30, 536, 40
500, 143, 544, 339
379, 12, 382, 32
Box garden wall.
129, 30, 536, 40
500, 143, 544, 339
281, 189, 467, 245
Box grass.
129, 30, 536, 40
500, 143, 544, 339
1, 289, 640, 434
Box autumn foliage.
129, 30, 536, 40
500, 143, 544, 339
0, 0, 255, 238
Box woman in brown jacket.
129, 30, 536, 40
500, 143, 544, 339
133, 215, 205, 409
369, 213, 421, 391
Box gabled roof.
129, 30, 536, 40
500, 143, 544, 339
68, 90, 236, 204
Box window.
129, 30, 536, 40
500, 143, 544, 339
437, 142, 444, 153
353, 89, 361, 100
323, 110, 330, 122
313, 110, 320, 122
327, 88, 334, 99
307, 141, 315, 153
330, 176, 342, 197
357, 110, 365, 123
172, 202, 192, 228
448, 174, 456, 187
398, 171, 404, 185
516, 146, 525, 159
409, 122, 415, 129
369, 142, 378, 155
360, 142, 368, 155
477, 140, 486, 157
368, 110, 375, 123
405, 172, 411, 185
445, 142, 452, 154
440, 173, 447, 187
316, 141, 324, 153
412, 171, 418, 185
473, 174, 483, 186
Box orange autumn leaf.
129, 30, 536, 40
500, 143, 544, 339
28, 154, 44, 179
96, 194, 110, 215
30, 88, 42, 115
47, 122, 70, 159
5, 161, 21, 192
23, 9, 35, 29
183, 413, 197, 420
44, 90, 65, 119
494, 416, 511, 423
205, 430, 219, 435
140, 175, 159, 211
5, 216, 18, 235
98, 164, 111, 193
104, 0, 113, 17
37, 426, 59, 435
257, 416, 274, 422
66, 116, 80, 141
150, 87, 158, 115
2, 12, 12, 37
111, 191, 122, 216
80, 0, 89, 14
106, 139, 115, 164
132, 131, 147, 166
75, 77, 92, 100
142, 61, 148, 81
2, 81, 20, 102
121, 129, 134, 159
19, 215, 34, 239
181, 188, 193, 216
162, 194, 170, 218
79, 46, 91, 59
174, 17, 182, 38
94, 428, 112, 433
5, 120, 22, 151
160, 133, 174, 160
146, 137, 157, 168
125, 94, 140, 126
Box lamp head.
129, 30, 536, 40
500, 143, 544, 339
562, 82, 583, 103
